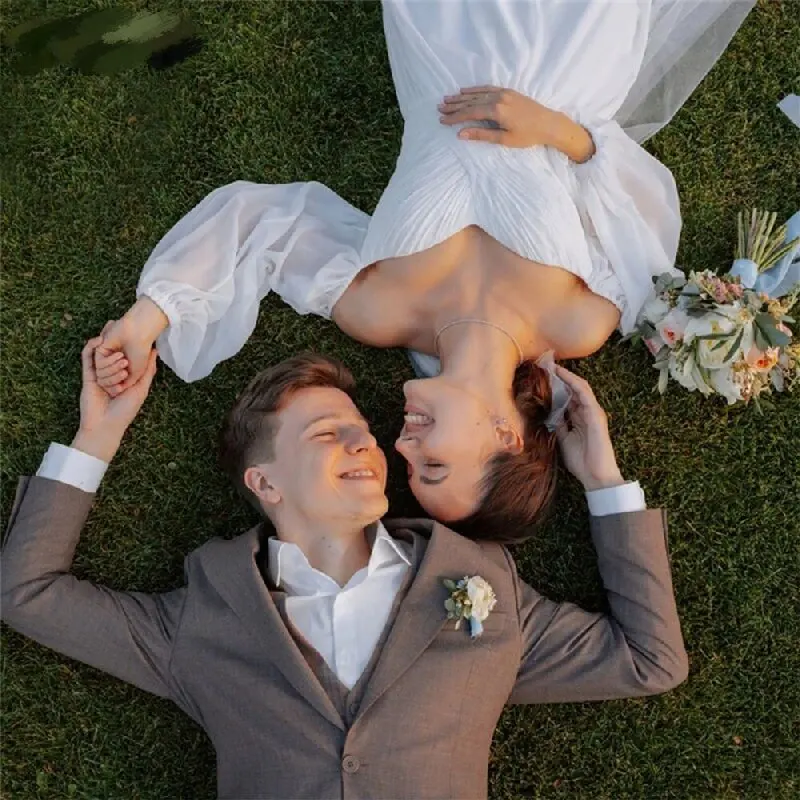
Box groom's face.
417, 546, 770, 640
257, 387, 389, 525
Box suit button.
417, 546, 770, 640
342, 755, 360, 774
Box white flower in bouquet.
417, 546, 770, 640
708, 365, 744, 405
655, 309, 691, 348
667, 348, 713, 395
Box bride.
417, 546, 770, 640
96, 0, 753, 538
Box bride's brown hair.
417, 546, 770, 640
448, 359, 558, 545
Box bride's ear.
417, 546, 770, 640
494, 419, 524, 455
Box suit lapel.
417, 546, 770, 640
199, 527, 345, 731
357, 520, 483, 720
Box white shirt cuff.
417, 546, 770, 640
36, 443, 108, 493
585, 481, 646, 517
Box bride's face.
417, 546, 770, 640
394, 377, 516, 522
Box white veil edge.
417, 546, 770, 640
617, 0, 757, 144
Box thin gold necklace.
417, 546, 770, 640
433, 318, 524, 365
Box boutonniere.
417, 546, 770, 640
443, 575, 497, 638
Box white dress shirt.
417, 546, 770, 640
267, 525, 411, 688
36, 442, 647, 686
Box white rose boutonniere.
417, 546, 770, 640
443, 575, 497, 638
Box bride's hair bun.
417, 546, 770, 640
512, 359, 553, 436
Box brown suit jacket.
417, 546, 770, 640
1, 477, 688, 799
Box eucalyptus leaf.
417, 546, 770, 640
755, 313, 791, 347
723, 327, 745, 363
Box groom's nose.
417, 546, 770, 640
344, 425, 378, 454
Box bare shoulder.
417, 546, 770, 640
547, 289, 621, 360
331, 263, 415, 348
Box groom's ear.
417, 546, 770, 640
244, 465, 281, 507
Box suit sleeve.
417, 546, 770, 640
1, 476, 186, 699
508, 509, 688, 704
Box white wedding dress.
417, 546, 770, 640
137, 0, 754, 382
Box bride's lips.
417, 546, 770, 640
403, 404, 434, 432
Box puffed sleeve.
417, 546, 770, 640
571, 121, 683, 333
136, 180, 370, 382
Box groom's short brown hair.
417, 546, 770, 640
219, 353, 356, 508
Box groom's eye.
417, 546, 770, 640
314, 431, 336, 441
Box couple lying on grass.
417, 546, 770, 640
3, 0, 755, 795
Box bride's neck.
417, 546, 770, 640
436, 322, 522, 405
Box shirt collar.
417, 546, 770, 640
369, 523, 413, 572
267, 522, 411, 595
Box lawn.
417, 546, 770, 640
2, 1, 799, 798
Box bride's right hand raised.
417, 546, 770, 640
94, 297, 169, 396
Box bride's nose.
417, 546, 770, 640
394, 434, 414, 458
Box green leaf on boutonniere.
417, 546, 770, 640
443, 579, 457, 591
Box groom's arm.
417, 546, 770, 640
1, 342, 185, 700
1, 452, 186, 700
507, 505, 688, 704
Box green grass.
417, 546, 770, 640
2, 1, 799, 798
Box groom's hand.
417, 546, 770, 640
552, 365, 625, 492
73, 334, 158, 462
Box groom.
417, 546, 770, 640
2, 339, 688, 800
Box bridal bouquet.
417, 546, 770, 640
632, 209, 800, 407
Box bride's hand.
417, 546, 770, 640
552, 365, 625, 492
94, 298, 168, 396
438, 86, 595, 162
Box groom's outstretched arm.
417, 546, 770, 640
2, 475, 185, 699
505, 365, 687, 704
507, 508, 688, 704
1, 338, 186, 702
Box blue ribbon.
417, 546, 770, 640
730, 210, 800, 297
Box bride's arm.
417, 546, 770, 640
438, 87, 681, 334
96, 181, 371, 388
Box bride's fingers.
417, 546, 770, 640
96, 359, 129, 380
452, 85, 502, 96
440, 105, 498, 126
457, 127, 507, 144
98, 368, 129, 388
94, 350, 125, 370
439, 94, 499, 112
